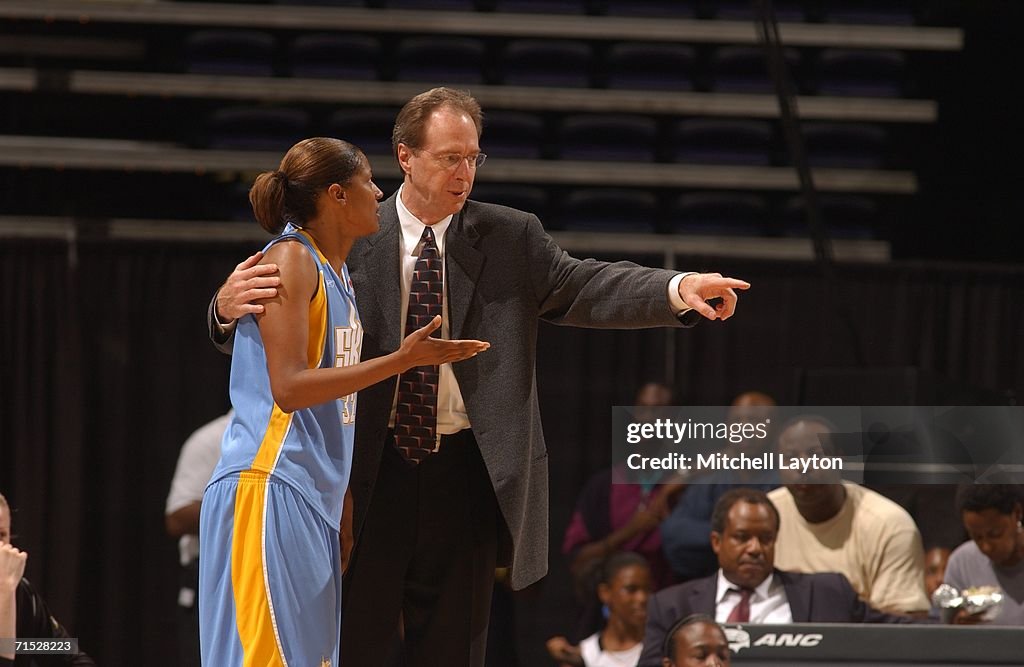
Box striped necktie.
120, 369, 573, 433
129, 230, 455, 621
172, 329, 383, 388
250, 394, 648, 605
393, 226, 443, 463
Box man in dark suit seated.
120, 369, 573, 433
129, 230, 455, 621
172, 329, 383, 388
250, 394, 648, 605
639, 487, 911, 667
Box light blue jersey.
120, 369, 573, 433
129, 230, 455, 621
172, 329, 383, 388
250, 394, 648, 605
211, 223, 362, 528
200, 224, 362, 667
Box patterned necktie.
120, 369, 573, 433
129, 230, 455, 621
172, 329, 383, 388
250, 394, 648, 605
394, 226, 443, 463
726, 588, 752, 623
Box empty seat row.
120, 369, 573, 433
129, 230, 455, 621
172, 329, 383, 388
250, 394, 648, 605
184, 31, 908, 97
2, 160, 880, 239
474, 187, 881, 238
178, 0, 920, 25
200, 106, 893, 169
214, 173, 881, 238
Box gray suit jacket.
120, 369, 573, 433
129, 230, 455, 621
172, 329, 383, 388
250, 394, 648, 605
212, 193, 685, 589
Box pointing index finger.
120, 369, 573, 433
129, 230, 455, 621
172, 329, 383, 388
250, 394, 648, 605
716, 278, 751, 290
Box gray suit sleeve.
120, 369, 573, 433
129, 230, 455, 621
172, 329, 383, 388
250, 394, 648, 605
639, 591, 672, 667
523, 215, 684, 329
207, 289, 235, 355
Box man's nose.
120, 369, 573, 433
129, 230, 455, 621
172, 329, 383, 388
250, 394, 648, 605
454, 156, 474, 178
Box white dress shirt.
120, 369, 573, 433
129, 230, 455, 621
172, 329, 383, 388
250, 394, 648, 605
714, 569, 793, 624
388, 186, 470, 437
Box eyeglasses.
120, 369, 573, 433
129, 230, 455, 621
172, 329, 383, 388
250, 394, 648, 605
418, 149, 487, 170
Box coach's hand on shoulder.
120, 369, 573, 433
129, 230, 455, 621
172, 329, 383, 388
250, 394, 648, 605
399, 316, 489, 369
678, 272, 750, 321
216, 252, 282, 323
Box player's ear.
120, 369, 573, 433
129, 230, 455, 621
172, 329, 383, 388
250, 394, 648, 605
328, 183, 346, 202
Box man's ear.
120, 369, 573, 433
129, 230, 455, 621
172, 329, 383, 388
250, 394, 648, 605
710, 530, 722, 556
396, 143, 414, 176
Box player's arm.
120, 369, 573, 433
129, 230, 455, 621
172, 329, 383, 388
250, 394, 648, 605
165, 501, 202, 537
260, 242, 488, 413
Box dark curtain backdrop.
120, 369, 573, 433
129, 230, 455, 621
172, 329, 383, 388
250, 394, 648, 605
1, 238, 1022, 665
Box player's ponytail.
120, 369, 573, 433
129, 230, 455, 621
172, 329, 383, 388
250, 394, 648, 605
248, 137, 364, 234
249, 170, 289, 234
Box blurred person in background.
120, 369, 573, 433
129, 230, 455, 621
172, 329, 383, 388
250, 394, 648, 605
546, 552, 651, 667
661, 614, 730, 667
561, 382, 681, 642
165, 411, 231, 667
944, 483, 1024, 625
768, 416, 929, 615
0, 493, 95, 667
660, 391, 779, 583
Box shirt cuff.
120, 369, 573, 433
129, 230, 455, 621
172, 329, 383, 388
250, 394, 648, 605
667, 273, 696, 313
213, 306, 236, 337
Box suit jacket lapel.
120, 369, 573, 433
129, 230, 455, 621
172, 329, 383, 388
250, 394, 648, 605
357, 198, 402, 352
778, 570, 810, 622
693, 574, 718, 615
445, 207, 484, 341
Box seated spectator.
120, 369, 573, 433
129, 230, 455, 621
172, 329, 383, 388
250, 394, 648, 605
925, 546, 952, 597
768, 416, 930, 614
0, 541, 23, 665
944, 483, 1024, 626
924, 545, 951, 613
562, 383, 681, 639
727, 391, 776, 428
640, 488, 911, 667
546, 552, 651, 667
660, 614, 730, 667
866, 484, 966, 554
661, 392, 779, 582
0, 492, 96, 667
165, 411, 232, 667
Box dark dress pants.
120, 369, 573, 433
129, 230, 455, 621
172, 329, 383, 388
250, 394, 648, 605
341, 429, 500, 667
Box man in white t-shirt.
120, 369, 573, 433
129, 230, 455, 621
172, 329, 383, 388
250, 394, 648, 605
768, 417, 929, 615
165, 411, 230, 667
